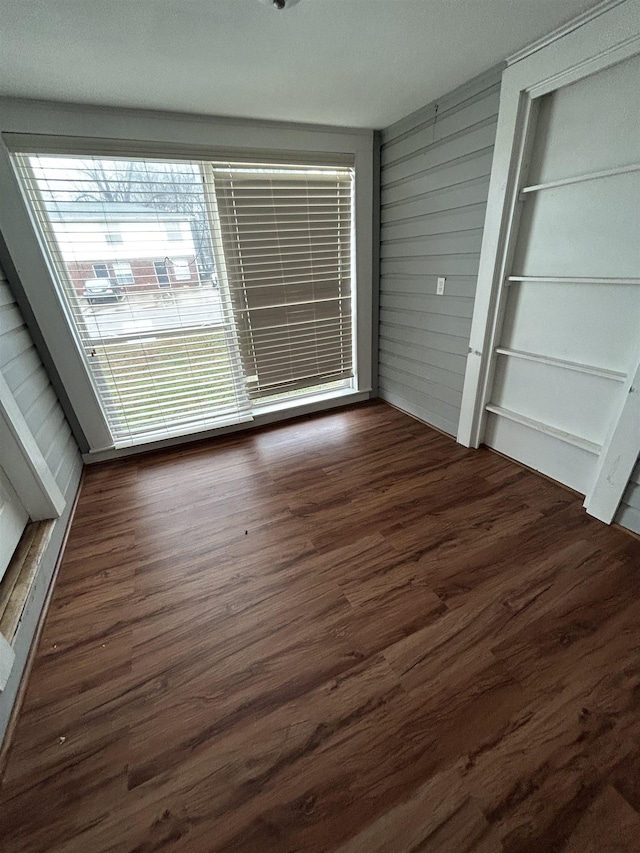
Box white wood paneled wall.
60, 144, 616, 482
0, 257, 82, 743
0, 266, 79, 497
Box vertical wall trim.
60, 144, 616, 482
371, 130, 381, 395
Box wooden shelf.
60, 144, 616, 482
485, 403, 602, 455
494, 347, 626, 383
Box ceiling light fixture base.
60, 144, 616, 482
258, 0, 303, 10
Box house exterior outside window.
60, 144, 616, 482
112, 261, 134, 285
48, 201, 199, 292
153, 260, 170, 286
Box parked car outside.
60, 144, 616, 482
83, 278, 125, 305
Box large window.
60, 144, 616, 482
213, 166, 353, 402
13, 153, 355, 447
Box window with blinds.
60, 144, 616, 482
212, 166, 353, 401
13, 152, 355, 448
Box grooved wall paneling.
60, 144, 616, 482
378, 66, 502, 436
0, 259, 82, 744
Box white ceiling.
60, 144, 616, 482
0, 0, 601, 129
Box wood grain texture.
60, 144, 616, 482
1, 400, 639, 852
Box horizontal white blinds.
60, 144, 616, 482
12, 153, 355, 448
212, 167, 353, 399
14, 154, 252, 445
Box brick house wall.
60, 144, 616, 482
67, 256, 200, 295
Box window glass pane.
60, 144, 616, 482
212, 165, 354, 401
153, 260, 170, 286
18, 155, 251, 445
173, 259, 191, 280
13, 152, 355, 449
112, 261, 134, 285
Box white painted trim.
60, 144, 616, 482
457, 87, 539, 448
525, 33, 640, 100
506, 276, 640, 286
585, 357, 640, 522
0, 633, 15, 692
0, 373, 65, 520
0, 99, 372, 139
506, 0, 627, 65
458, 0, 640, 457
4, 133, 357, 168
521, 163, 640, 195
494, 347, 627, 382
485, 404, 602, 455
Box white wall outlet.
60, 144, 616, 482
436, 277, 446, 295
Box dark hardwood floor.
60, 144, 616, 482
1, 400, 639, 852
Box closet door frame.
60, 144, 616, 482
457, 0, 640, 523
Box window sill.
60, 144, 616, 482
82, 386, 373, 463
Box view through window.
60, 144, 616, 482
15, 154, 354, 447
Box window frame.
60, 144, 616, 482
112, 260, 134, 285
172, 258, 191, 281
0, 101, 375, 458
92, 263, 109, 278
153, 259, 170, 286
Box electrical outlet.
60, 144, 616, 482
436, 277, 446, 295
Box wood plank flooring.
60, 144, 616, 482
1, 400, 639, 852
